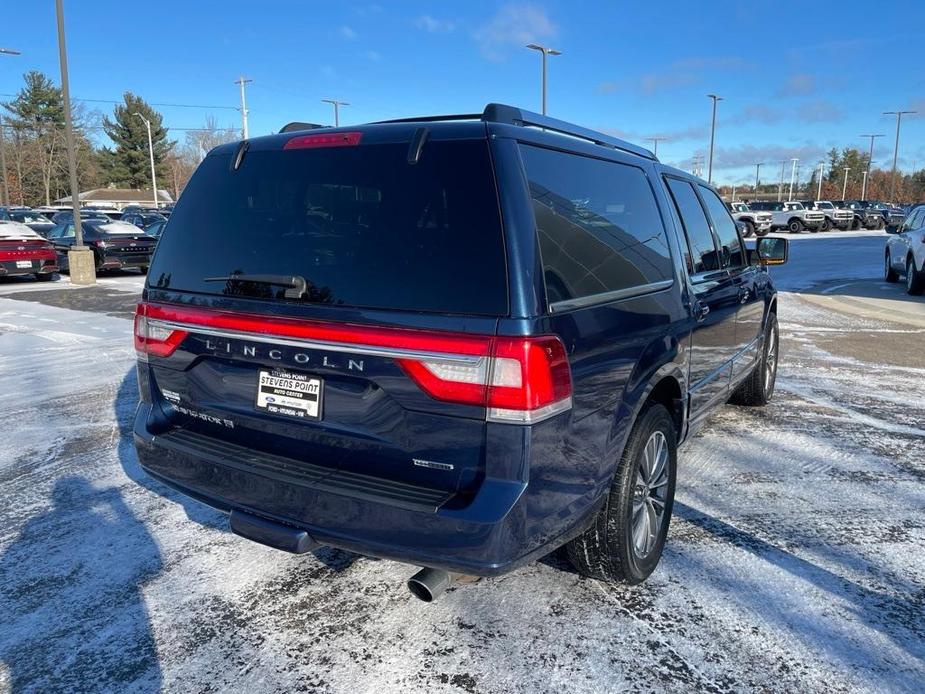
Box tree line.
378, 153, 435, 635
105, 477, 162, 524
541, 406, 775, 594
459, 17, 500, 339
0, 71, 238, 207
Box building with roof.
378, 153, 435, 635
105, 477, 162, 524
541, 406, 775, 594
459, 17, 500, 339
55, 187, 173, 210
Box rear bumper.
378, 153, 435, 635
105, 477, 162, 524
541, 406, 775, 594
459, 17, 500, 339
132, 402, 602, 576
99, 253, 152, 269
0, 259, 57, 276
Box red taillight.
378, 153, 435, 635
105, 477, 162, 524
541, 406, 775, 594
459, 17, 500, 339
283, 131, 363, 150
397, 335, 572, 422
134, 302, 572, 422
134, 304, 188, 358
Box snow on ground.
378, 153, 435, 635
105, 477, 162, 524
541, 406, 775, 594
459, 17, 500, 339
1, 238, 924, 693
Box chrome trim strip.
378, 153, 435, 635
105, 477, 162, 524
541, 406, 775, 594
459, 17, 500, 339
487, 397, 572, 424
549, 280, 674, 314
148, 319, 484, 364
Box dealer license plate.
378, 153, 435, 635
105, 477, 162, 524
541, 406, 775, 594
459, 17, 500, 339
255, 369, 322, 420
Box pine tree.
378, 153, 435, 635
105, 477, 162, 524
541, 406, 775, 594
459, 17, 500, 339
101, 92, 174, 190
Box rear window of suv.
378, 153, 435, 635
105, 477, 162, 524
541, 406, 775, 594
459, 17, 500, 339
148, 139, 508, 315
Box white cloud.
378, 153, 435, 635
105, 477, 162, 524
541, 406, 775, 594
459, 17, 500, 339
778, 73, 815, 97
414, 15, 456, 33
364, 50, 382, 62
473, 4, 557, 60
339, 25, 358, 40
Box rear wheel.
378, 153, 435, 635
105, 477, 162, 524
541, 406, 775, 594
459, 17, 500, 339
788, 219, 803, 233
885, 251, 899, 283
565, 404, 677, 584
821, 218, 832, 232
907, 257, 925, 296
730, 313, 779, 406
744, 220, 756, 238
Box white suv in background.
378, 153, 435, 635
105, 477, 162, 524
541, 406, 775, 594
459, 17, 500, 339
885, 203, 925, 295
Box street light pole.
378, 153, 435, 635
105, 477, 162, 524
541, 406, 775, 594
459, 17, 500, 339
859, 133, 884, 200
788, 158, 799, 201
133, 113, 158, 209
235, 76, 252, 139
647, 137, 665, 157
842, 167, 851, 199
0, 49, 19, 206
526, 44, 562, 115
55, 0, 95, 284
321, 99, 349, 127
816, 161, 824, 199
883, 110, 916, 203
706, 94, 723, 184
777, 160, 786, 201
754, 162, 764, 196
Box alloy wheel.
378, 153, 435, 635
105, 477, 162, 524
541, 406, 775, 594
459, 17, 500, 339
764, 326, 778, 392
631, 431, 669, 558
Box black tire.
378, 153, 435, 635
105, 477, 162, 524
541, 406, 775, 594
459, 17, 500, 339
730, 312, 779, 407
853, 217, 863, 230
744, 220, 756, 238
788, 219, 803, 233
35, 272, 56, 282
885, 252, 899, 283
876, 218, 885, 230
755, 226, 770, 237
565, 404, 677, 584
809, 225, 820, 234
822, 218, 832, 232
139, 266, 149, 275
907, 257, 925, 296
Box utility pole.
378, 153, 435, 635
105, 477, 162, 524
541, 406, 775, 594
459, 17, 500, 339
861, 170, 868, 200
842, 167, 851, 199
859, 133, 884, 200
235, 76, 253, 139
816, 161, 824, 199
526, 44, 562, 115
777, 160, 786, 201
647, 137, 666, 157
754, 162, 764, 196
321, 99, 349, 127
55, 0, 94, 284
0, 49, 18, 206
706, 94, 723, 184
883, 110, 916, 203
788, 158, 799, 201
731, 185, 736, 201
134, 113, 158, 209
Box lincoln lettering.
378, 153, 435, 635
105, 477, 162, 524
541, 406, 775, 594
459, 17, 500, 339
204, 339, 365, 372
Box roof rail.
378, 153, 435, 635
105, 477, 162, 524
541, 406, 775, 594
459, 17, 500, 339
482, 103, 656, 160
370, 113, 483, 125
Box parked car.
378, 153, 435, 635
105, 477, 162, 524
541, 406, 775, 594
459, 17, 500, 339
831, 200, 882, 230
748, 200, 825, 233
0, 220, 58, 281
726, 201, 772, 237
7, 209, 56, 237
50, 209, 111, 225
122, 211, 167, 229
131, 103, 788, 600
867, 201, 905, 231
144, 219, 167, 239
47, 219, 156, 273
885, 203, 925, 294
798, 200, 853, 231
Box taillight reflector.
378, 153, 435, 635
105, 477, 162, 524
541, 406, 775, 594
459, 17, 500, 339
283, 131, 363, 150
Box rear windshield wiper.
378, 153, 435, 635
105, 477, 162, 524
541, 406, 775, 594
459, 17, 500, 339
204, 273, 307, 299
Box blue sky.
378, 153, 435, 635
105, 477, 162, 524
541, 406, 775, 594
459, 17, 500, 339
2, 0, 925, 186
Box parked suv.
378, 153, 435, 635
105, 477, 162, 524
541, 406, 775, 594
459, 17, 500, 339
748, 201, 824, 233
727, 201, 772, 237
133, 104, 787, 600
799, 200, 853, 231
885, 203, 925, 294
832, 200, 883, 229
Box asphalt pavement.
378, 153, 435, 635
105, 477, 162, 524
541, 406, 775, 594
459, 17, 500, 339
0, 234, 923, 693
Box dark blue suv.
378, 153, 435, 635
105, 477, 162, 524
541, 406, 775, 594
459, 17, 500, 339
133, 104, 787, 600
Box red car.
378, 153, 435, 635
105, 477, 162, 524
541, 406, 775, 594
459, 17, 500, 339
0, 220, 58, 281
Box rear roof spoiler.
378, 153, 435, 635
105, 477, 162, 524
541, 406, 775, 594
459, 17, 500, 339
279, 122, 325, 134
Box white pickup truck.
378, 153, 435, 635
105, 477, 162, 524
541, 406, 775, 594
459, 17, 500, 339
748, 201, 825, 233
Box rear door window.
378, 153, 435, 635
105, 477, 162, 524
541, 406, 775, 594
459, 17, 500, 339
664, 178, 720, 275
148, 139, 508, 315
518, 144, 673, 305
698, 185, 745, 268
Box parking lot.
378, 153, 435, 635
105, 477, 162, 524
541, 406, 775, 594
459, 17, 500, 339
1, 231, 923, 693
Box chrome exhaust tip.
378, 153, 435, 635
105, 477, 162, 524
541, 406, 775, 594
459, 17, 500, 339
407, 567, 455, 602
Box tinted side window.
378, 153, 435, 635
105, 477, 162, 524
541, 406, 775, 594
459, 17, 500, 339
698, 185, 744, 268
665, 178, 720, 274
519, 144, 673, 305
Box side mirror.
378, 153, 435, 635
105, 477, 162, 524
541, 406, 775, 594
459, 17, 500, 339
753, 237, 789, 266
